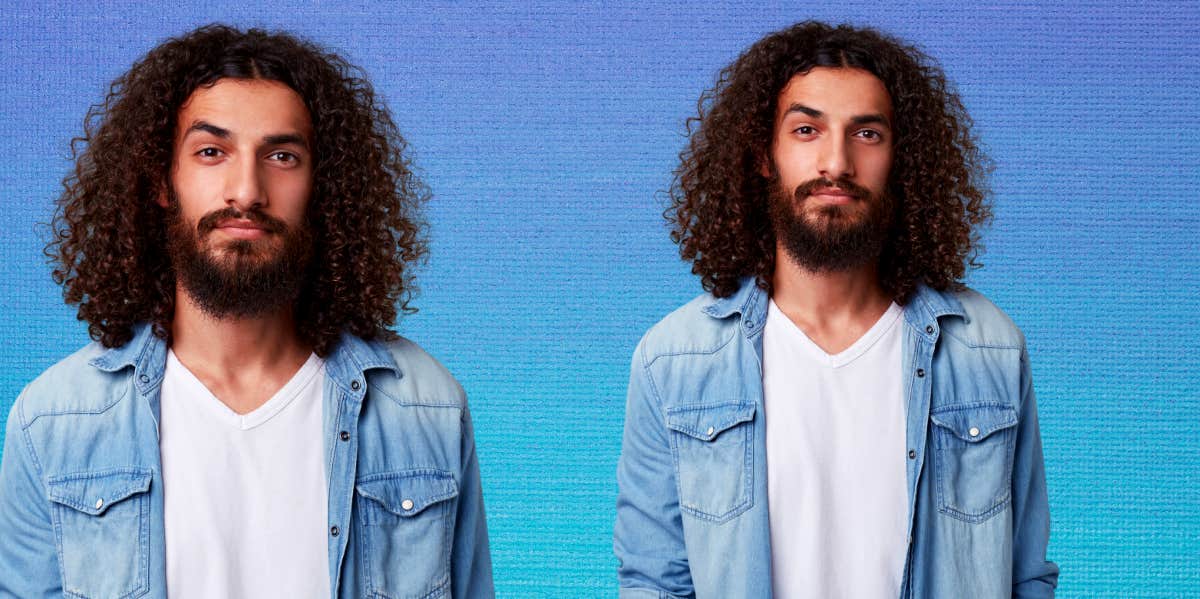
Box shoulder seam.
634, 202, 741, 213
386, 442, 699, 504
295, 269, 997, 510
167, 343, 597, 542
643, 328, 738, 368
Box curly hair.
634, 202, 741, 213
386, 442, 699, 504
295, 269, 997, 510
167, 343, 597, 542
669, 21, 991, 302
48, 24, 428, 356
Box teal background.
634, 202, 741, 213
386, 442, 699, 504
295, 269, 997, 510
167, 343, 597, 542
2, 1, 1197, 596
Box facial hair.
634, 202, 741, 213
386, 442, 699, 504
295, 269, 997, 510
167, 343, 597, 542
165, 197, 313, 319
767, 172, 895, 273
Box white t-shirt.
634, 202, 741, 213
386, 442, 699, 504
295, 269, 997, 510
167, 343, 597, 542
763, 299, 908, 599
160, 350, 330, 598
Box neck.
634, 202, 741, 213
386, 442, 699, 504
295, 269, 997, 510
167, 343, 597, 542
770, 246, 893, 353
169, 287, 313, 414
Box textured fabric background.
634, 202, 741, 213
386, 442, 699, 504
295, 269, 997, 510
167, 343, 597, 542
1, 1, 1197, 596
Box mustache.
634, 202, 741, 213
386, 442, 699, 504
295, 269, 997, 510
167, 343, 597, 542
196, 207, 287, 236
792, 177, 872, 201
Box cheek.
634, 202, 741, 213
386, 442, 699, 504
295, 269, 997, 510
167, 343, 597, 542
169, 168, 213, 221
772, 144, 817, 186
862, 149, 893, 190
265, 170, 313, 219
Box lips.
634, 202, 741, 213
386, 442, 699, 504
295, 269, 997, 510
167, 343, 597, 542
216, 219, 267, 231
792, 178, 870, 204
810, 188, 856, 199
197, 208, 285, 237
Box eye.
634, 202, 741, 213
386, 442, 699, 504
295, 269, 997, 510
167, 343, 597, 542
267, 151, 300, 165
855, 129, 885, 142
793, 125, 817, 136
195, 147, 223, 159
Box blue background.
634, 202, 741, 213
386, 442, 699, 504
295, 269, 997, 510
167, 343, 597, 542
2, 1, 1197, 596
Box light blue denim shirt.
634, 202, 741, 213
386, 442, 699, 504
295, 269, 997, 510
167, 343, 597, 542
615, 279, 1058, 598
0, 323, 493, 598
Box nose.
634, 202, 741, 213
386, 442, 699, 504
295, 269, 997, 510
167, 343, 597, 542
817, 137, 855, 182
224, 153, 263, 211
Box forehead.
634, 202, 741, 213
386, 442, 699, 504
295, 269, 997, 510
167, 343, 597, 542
176, 78, 312, 139
775, 67, 893, 120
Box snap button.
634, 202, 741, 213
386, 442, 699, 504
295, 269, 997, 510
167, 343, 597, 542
908, 449, 916, 459
969, 427, 980, 437
925, 325, 934, 334
350, 380, 361, 391
138, 374, 150, 384
95, 498, 104, 510
339, 431, 350, 441
330, 525, 339, 537
401, 499, 415, 511
916, 368, 925, 378
706, 426, 715, 436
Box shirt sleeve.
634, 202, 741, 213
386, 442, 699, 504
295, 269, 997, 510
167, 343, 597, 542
614, 341, 695, 598
451, 403, 495, 598
1011, 346, 1060, 597
0, 394, 63, 598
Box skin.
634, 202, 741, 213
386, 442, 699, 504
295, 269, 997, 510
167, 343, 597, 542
159, 78, 316, 414
766, 67, 897, 354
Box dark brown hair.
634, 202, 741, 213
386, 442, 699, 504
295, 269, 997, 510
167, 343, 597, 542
48, 24, 427, 356
669, 21, 992, 302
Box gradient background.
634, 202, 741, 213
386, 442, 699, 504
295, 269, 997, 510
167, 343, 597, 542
2, 1, 1197, 596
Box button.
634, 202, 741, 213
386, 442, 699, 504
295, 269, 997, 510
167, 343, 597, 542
969, 427, 980, 437
350, 380, 361, 391
908, 449, 916, 459
916, 368, 925, 378
95, 498, 104, 510
706, 426, 715, 436
925, 325, 935, 334
138, 374, 150, 384
401, 499, 414, 511
330, 526, 340, 537
340, 431, 350, 441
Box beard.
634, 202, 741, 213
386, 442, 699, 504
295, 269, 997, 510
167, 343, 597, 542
767, 172, 895, 273
165, 197, 313, 319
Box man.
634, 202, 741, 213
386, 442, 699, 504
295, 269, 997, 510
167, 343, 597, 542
615, 21, 1058, 598
0, 26, 492, 598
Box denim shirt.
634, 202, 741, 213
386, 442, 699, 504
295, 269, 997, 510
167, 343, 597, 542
615, 280, 1058, 598
0, 323, 493, 599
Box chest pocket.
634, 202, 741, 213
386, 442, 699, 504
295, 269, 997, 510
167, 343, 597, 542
665, 401, 756, 523
46, 468, 152, 599
930, 402, 1018, 523
355, 469, 459, 599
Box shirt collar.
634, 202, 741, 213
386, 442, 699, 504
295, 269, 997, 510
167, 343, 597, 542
700, 277, 770, 335
323, 331, 402, 395
87, 322, 402, 392
698, 277, 967, 334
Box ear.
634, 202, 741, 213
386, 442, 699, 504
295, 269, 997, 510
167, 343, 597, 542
758, 150, 773, 180
154, 178, 169, 208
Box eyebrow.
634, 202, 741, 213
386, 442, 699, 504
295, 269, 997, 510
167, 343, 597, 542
185, 121, 230, 139
784, 103, 824, 119
183, 121, 309, 148
783, 103, 892, 128
851, 113, 891, 128
263, 133, 309, 148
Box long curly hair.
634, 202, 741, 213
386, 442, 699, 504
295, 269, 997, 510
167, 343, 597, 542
48, 25, 428, 356
669, 21, 991, 302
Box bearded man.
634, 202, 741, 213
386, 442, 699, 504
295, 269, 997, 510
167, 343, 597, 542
0, 25, 492, 598
614, 22, 1058, 598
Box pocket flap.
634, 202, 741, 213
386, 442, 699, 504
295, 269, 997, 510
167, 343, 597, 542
930, 403, 1018, 442
665, 401, 756, 441
46, 469, 153, 516
356, 470, 458, 517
